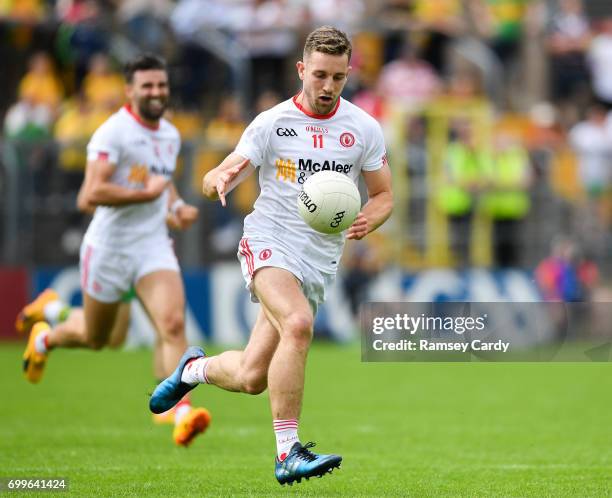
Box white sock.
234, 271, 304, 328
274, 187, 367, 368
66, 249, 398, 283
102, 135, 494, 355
43, 300, 67, 326
274, 419, 300, 461
175, 400, 191, 424
180, 357, 213, 386
34, 330, 49, 354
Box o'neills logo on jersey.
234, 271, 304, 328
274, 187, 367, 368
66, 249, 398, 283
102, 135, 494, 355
305, 125, 329, 134
298, 158, 353, 174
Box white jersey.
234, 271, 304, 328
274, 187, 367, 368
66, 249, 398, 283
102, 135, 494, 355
84, 105, 180, 248
235, 94, 386, 274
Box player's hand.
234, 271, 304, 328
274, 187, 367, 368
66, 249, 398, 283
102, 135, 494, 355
145, 174, 170, 199
346, 212, 369, 240
166, 212, 182, 230
166, 204, 198, 230
214, 158, 251, 207
175, 204, 199, 229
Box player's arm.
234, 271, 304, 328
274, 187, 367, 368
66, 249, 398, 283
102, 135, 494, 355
347, 163, 393, 240
202, 152, 255, 207
166, 181, 199, 230
87, 158, 169, 206
76, 163, 96, 215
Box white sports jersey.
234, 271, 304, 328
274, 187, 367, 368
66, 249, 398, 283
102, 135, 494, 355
235, 94, 386, 274
84, 105, 180, 248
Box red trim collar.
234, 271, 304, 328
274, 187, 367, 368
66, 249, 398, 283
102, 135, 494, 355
292, 92, 341, 120
124, 104, 160, 131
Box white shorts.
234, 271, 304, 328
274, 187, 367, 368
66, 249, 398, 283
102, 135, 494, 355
80, 237, 180, 303
237, 235, 335, 314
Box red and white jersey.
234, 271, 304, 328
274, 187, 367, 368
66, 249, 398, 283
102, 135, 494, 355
235, 94, 387, 274
84, 105, 180, 248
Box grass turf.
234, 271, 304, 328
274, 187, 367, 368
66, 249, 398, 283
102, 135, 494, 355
1, 343, 611, 497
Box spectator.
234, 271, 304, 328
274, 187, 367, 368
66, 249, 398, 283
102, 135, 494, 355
57, 0, 111, 88
18, 52, 63, 111
302, 0, 364, 33
569, 103, 612, 230
535, 237, 598, 302
481, 131, 532, 267
411, 0, 466, 74
377, 41, 441, 110
545, 0, 591, 106
53, 92, 109, 171
0, 0, 47, 21
3, 98, 53, 141
117, 0, 173, 53
81, 53, 124, 111
438, 119, 491, 267
254, 89, 282, 115
352, 78, 385, 121
471, 0, 529, 67
588, 18, 612, 108
569, 104, 612, 200
237, 0, 298, 100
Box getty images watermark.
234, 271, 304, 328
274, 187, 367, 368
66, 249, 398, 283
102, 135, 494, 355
361, 302, 612, 362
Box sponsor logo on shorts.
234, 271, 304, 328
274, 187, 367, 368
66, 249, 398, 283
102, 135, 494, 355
340, 132, 355, 147
276, 127, 297, 137
259, 249, 272, 261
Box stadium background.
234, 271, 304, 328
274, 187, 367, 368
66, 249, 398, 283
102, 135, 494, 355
1, 0, 611, 343
1, 2, 612, 496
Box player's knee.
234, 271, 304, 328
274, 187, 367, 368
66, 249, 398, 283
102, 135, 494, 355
107, 336, 124, 350
87, 337, 107, 350
159, 312, 185, 341
241, 368, 267, 395
282, 313, 313, 347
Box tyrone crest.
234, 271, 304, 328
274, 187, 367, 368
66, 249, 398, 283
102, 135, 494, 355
340, 132, 355, 147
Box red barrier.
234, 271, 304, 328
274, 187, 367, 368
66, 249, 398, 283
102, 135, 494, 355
0, 268, 28, 341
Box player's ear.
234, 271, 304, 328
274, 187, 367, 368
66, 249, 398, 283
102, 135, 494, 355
125, 83, 133, 100
296, 61, 305, 81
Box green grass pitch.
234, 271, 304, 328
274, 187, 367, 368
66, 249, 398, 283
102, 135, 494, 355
1, 343, 611, 497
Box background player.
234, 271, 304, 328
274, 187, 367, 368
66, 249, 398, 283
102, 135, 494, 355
150, 26, 393, 484
17, 161, 190, 425
20, 54, 210, 446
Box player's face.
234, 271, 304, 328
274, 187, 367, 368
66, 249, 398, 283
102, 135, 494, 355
127, 69, 169, 123
297, 51, 350, 115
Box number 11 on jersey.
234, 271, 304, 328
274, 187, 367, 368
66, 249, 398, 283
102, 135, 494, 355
312, 134, 324, 148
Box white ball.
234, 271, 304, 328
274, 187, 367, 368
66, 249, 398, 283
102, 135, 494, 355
297, 171, 361, 234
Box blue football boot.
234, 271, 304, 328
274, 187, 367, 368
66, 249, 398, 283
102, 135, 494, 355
149, 346, 205, 414
275, 442, 342, 485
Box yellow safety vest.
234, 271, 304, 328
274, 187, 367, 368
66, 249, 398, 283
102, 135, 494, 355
481, 146, 530, 219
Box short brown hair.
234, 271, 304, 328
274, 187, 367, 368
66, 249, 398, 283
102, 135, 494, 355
303, 26, 352, 62
124, 54, 167, 83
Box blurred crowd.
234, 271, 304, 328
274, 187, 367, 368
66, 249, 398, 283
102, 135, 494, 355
1, 0, 611, 298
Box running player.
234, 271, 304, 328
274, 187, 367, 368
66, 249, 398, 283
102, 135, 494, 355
17, 162, 187, 425
20, 54, 210, 446
151, 26, 393, 484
